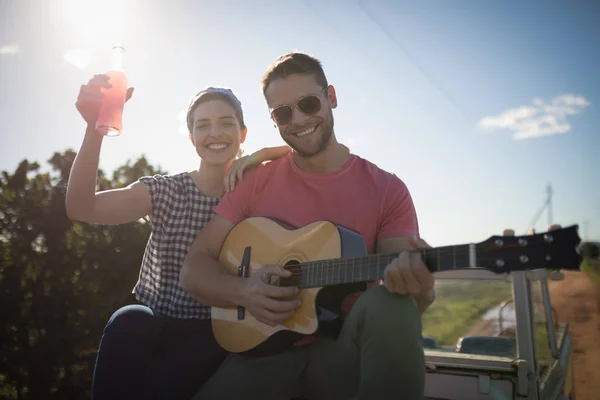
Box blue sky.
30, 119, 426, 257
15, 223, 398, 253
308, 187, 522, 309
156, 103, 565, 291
1, 0, 598, 247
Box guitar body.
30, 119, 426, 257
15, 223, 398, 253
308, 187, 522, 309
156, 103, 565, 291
211, 217, 368, 356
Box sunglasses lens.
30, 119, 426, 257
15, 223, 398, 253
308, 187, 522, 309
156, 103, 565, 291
271, 95, 323, 125
298, 96, 321, 115
272, 106, 292, 125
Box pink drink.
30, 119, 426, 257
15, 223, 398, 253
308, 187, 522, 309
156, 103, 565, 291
96, 45, 128, 137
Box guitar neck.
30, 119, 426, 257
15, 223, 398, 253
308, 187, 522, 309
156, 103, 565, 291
284, 244, 475, 289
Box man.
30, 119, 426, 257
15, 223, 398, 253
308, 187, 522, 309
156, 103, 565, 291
180, 51, 435, 400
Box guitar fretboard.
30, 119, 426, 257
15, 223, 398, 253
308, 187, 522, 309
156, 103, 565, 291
282, 244, 473, 289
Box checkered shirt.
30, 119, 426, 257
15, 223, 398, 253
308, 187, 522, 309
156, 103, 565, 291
133, 172, 219, 319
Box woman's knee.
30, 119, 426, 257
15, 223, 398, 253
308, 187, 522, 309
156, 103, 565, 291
104, 304, 156, 334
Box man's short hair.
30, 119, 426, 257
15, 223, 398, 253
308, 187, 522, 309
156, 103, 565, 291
261, 51, 329, 97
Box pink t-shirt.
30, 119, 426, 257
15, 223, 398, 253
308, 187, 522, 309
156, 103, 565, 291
215, 152, 419, 331
216, 153, 419, 252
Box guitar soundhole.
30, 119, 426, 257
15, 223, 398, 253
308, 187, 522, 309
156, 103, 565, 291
280, 260, 301, 288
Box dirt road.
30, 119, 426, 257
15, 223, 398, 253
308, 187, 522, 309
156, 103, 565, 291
548, 271, 600, 400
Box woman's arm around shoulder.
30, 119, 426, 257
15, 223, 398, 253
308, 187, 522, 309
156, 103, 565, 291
224, 145, 291, 192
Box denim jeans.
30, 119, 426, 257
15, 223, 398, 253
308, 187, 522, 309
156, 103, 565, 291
92, 304, 228, 400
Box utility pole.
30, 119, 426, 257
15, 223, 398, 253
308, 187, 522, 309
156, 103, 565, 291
546, 183, 553, 227
529, 183, 554, 232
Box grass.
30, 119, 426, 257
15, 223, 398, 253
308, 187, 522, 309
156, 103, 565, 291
581, 259, 600, 285
421, 280, 514, 347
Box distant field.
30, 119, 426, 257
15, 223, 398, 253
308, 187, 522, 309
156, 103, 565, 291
422, 277, 557, 363
421, 280, 513, 347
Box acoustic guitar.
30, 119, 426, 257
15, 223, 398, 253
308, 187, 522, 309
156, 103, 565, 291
211, 217, 582, 356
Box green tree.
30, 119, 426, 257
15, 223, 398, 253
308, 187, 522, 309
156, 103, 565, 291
581, 242, 599, 259
0, 151, 165, 399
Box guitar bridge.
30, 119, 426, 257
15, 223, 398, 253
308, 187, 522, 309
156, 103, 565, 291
237, 246, 251, 320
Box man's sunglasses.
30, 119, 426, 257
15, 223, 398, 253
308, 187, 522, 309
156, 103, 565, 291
270, 87, 329, 125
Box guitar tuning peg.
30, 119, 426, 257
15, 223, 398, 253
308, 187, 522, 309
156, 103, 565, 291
502, 229, 515, 237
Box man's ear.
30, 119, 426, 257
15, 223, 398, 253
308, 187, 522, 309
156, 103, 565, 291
327, 85, 338, 109
240, 126, 248, 143
188, 133, 194, 145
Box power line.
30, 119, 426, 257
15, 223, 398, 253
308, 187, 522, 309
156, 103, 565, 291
299, 0, 465, 132
356, 0, 471, 122
298, 0, 380, 71
528, 183, 553, 232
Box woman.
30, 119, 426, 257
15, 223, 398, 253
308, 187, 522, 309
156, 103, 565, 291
66, 74, 290, 399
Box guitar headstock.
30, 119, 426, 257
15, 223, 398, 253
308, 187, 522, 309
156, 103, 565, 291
476, 225, 582, 274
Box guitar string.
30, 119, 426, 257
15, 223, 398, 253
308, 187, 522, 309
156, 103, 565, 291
280, 255, 575, 275
242, 243, 573, 270
234, 237, 577, 279
271, 258, 573, 280
280, 246, 560, 266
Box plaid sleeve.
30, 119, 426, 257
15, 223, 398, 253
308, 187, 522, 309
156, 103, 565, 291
138, 174, 171, 226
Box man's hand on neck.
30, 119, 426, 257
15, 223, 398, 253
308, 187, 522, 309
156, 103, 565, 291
292, 139, 351, 174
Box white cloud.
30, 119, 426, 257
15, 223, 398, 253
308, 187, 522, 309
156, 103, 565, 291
478, 94, 590, 140
0, 44, 20, 56
63, 49, 90, 69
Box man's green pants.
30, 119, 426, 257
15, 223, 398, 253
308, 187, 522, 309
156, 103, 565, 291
193, 286, 425, 400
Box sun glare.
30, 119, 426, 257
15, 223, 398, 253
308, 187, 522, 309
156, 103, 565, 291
63, 48, 90, 69
57, 0, 131, 45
